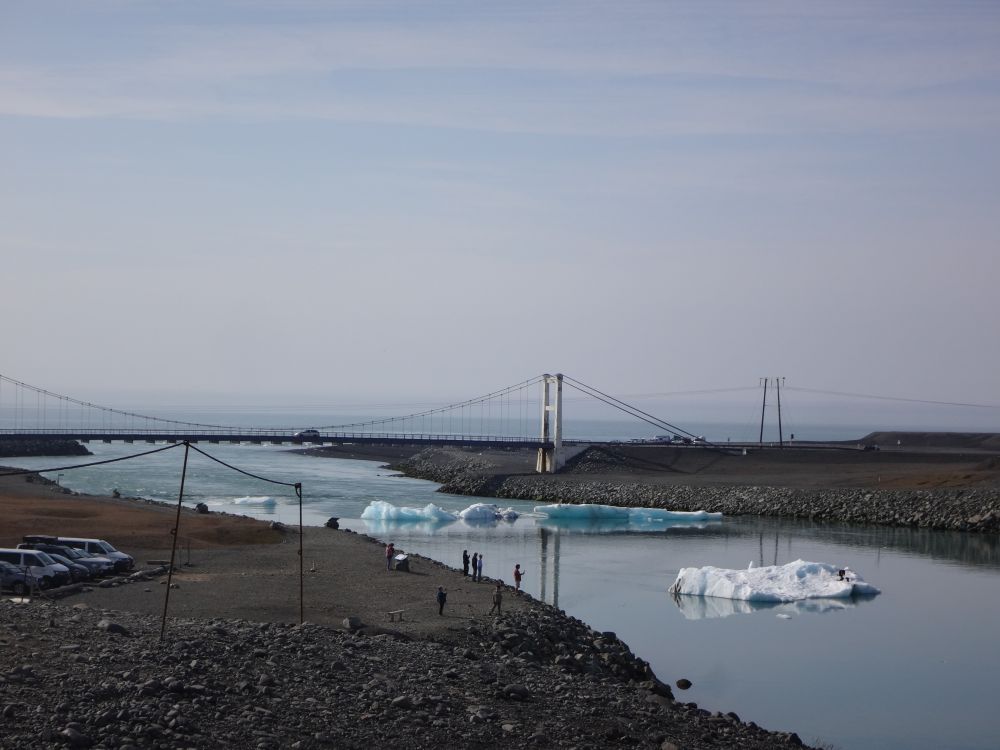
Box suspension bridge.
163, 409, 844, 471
0, 373, 712, 473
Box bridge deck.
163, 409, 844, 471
0, 431, 552, 449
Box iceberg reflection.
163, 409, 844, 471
537, 518, 717, 534
670, 592, 872, 620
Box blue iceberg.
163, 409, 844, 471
533, 503, 722, 525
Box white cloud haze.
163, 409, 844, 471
1, 1, 998, 431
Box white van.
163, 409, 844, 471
0, 548, 71, 588
56, 538, 134, 572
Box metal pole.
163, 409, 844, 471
160, 441, 190, 642
759, 378, 768, 445
776, 376, 784, 448
296, 483, 304, 625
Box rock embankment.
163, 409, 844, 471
489, 480, 1000, 534
395, 451, 1000, 533
0, 439, 91, 458
0, 599, 809, 749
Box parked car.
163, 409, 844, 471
46, 552, 91, 582
18, 542, 114, 577
53, 537, 134, 573
0, 548, 70, 588
0, 560, 31, 595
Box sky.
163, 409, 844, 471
2, 1, 999, 429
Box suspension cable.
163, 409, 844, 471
186, 443, 301, 487
562, 376, 726, 450
313, 375, 545, 432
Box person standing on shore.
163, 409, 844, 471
385, 542, 395, 571
513, 563, 523, 592
489, 583, 503, 615
462, 550, 470, 577
476, 553, 484, 582
471, 552, 478, 582
436, 586, 447, 616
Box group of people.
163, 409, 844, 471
384, 542, 523, 618
461, 550, 524, 591
435, 581, 504, 616
462, 549, 486, 581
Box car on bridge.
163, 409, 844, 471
294, 429, 321, 441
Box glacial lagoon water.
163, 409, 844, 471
7, 442, 1000, 750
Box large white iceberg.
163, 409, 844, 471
669, 559, 880, 602
533, 503, 721, 523
360, 500, 457, 523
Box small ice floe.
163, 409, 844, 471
232, 496, 277, 507
360, 500, 457, 523
458, 503, 518, 524
533, 503, 721, 524
669, 559, 881, 602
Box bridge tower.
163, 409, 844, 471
535, 373, 563, 473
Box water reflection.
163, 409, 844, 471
536, 518, 720, 534
363, 519, 456, 536
670, 591, 878, 620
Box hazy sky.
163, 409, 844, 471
3, 1, 999, 423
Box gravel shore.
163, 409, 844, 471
0, 596, 808, 750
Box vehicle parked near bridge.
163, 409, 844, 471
0, 548, 70, 588
0, 560, 31, 595
17, 541, 115, 577
44, 552, 91, 582
22, 536, 134, 573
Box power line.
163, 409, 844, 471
785, 386, 1000, 410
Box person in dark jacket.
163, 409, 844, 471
471, 552, 479, 582
462, 550, 470, 577
436, 586, 447, 616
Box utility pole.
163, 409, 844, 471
759, 377, 768, 445
776, 377, 785, 448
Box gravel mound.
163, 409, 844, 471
0, 599, 810, 749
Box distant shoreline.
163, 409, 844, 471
324, 436, 1000, 533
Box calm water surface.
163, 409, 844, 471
7, 443, 1000, 750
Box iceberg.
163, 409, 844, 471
360, 500, 457, 523
233, 496, 277, 507
458, 503, 518, 523
669, 559, 881, 602
533, 503, 721, 524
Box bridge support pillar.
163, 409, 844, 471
535, 373, 563, 473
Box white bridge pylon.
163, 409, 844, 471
536, 373, 563, 474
